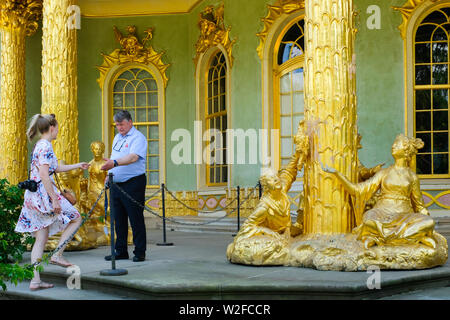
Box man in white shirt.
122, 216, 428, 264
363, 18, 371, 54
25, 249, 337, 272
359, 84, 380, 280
101, 110, 147, 262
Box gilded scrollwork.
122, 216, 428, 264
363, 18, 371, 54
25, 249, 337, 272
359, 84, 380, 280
256, 0, 305, 59
194, 3, 235, 68
97, 25, 170, 89
392, 0, 439, 39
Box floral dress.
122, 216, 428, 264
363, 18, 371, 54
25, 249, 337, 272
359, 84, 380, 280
15, 139, 80, 237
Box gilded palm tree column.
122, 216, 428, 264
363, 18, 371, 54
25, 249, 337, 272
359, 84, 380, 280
0, 0, 42, 184
41, 0, 79, 164
303, 0, 358, 234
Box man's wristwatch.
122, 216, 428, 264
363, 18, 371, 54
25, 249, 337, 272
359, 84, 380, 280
113, 160, 119, 167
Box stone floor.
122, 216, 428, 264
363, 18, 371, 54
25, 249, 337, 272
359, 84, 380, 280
1, 229, 449, 300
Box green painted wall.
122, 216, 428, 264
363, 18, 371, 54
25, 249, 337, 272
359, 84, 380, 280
21, 0, 409, 189
354, 0, 405, 169
77, 14, 195, 190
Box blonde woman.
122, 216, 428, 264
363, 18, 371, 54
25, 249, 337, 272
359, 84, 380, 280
15, 114, 90, 291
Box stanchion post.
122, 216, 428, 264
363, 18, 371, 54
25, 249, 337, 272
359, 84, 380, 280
232, 186, 241, 237
258, 181, 262, 199
157, 183, 174, 246
100, 173, 128, 276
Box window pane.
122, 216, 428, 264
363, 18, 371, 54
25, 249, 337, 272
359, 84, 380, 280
415, 43, 431, 63
113, 94, 123, 107
280, 73, 291, 93
125, 93, 134, 107
149, 141, 159, 154
423, 11, 447, 24
415, 65, 431, 85
292, 68, 304, 91
149, 93, 158, 106
416, 24, 435, 41
149, 108, 158, 122
433, 89, 448, 109
149, 156, 159, 170
417, 154, 432, 174
416, 112, 431, 131
433, 154, 449, 174
293, 92, 304, 114
432, 42, 448, 63
434, 132, 449, 152
149, 172, 159, 185
114, 80, 126, 92
281, 94, 291, 114
136, 108, 146, 122
433, 111, 448, 130
416, 90, 431, 110
149, 125, 159, 139
281, 137, 292, 157
416, 133, 431, 153
281, 116, 292, 136
433, 26, 447, 41
136, 93, 146, 107
432, 64, 448, 84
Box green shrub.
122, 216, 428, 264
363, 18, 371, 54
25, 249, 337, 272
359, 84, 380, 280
0, 179, 36, 290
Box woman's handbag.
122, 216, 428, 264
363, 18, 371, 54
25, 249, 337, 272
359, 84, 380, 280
54, 174, 77, 206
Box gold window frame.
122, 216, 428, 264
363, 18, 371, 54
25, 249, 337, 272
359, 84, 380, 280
109, 65, 165, 189
273, 16, 306, 172
412, 6, 450, 179
205, 51, 228, 187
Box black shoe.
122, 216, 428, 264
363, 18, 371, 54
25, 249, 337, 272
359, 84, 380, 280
132, 255, 145, 262
105, 253, 129, 261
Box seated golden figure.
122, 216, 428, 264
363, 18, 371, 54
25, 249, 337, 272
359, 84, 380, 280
226, 168, 292, 265
324, 134, 438, 250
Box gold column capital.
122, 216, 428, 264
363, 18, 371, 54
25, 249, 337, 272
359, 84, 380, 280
0, 0, 43, 35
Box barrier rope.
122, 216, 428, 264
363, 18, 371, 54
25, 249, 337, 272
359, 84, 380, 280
112, 182, 259, 226
32, 187, 106, 268
163, 186, 239, 214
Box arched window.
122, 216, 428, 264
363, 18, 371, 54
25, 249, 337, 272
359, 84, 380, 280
205, 51, 228, 186
111, 67, 161, 187
414, 7, 450, 177
274, 18, 305, 168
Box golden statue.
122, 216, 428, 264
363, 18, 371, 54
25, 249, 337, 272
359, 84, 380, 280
86, 141, 110, 246
226, 168, 291, 265
227, 122, 309, 265
324, 134, 442, 250
229, 0, 447, 271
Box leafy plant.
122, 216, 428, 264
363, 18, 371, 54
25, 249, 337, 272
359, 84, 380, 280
0, 179, 36, 290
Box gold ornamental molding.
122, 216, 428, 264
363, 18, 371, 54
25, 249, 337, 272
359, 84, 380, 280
256, 0, 305, 60
194, 3, 235, 68
97, 25, 170, 89
0, 0, 42, 36
392, 0, 439, 39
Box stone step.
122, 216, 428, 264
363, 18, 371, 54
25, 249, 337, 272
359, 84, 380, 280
1, 231, 449, 300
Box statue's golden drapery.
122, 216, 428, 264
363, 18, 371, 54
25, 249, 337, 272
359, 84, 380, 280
0, 0, 42, 184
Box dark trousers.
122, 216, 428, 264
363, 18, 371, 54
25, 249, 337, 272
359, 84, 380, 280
110, 174, 147, 257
